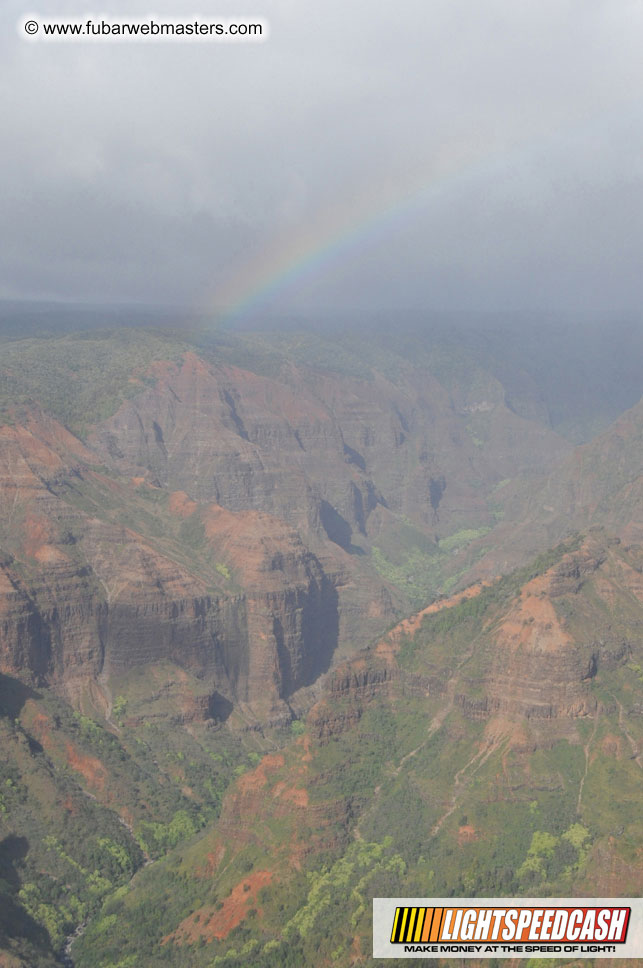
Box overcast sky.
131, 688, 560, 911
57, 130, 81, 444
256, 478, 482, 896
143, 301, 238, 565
2, 0, 643, 320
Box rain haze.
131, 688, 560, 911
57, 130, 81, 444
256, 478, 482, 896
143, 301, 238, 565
2, 0, 643, 320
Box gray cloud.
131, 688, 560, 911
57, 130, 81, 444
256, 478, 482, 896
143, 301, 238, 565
2, 0, 643, 316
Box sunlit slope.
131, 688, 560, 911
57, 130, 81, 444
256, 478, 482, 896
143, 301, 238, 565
76, 533, 642, 967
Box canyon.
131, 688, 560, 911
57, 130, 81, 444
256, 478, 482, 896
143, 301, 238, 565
0, 322, 641, 967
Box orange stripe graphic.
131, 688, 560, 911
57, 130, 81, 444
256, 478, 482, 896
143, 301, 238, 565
421, 907, 434, 942
430, 908, 444, 942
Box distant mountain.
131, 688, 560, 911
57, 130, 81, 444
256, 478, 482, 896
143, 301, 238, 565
520, 394, 643, 542
462, 394, 643, 582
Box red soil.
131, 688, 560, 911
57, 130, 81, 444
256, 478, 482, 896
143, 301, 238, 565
495, 573, 572, 653
166, 870, 273, 944
457, 824, 478, 845
235, 753, 285, 795
64, 742, 108, 792
168, 490, 198, 518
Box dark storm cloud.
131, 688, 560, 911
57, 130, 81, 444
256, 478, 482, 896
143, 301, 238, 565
2, 0, 643, 314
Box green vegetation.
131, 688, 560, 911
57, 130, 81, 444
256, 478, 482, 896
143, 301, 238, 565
0, 712, 142, 956
0, 329, 187, 435
0, 670, 257, 965
370, 519, 492, 607
2, 536, 641, 967
438, 526, 491, 553
517, 824, 591, 883
135, 811, 200, 855
0, 315, 642, 966
371, 544, 441, 605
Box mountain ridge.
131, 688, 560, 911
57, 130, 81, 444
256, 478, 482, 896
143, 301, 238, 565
0, 323, 641, 966
73, 532, 642, 966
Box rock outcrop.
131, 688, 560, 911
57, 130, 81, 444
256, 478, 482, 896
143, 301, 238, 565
0, 413, 340, 717
89, 352, 570, 543
307, 538, 641, 743
1, 343, 626, 731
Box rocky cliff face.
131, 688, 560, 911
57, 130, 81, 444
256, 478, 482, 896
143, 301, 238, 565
0, 413, 341, 717
0, 337, 609, 730
1, 328, 642, 968
93, 532, 643, 967
482, 548, 605, 722
479, 539, 639, 731
0, 339, 573, 726
89, 351, 570, 543
308, 537, 641, 742
200, 502, 339, 708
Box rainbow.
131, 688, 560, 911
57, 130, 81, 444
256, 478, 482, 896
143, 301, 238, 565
212, 146, 501, 322
210, 104, 632, 322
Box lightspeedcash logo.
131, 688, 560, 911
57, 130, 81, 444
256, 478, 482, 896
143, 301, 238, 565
373, 897, 643, 958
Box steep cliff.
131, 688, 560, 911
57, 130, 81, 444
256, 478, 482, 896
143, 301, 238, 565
89, 350, 570, 544
1, 326, 642, 967
0, 411, 341, 717
0, 333, 574, 725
